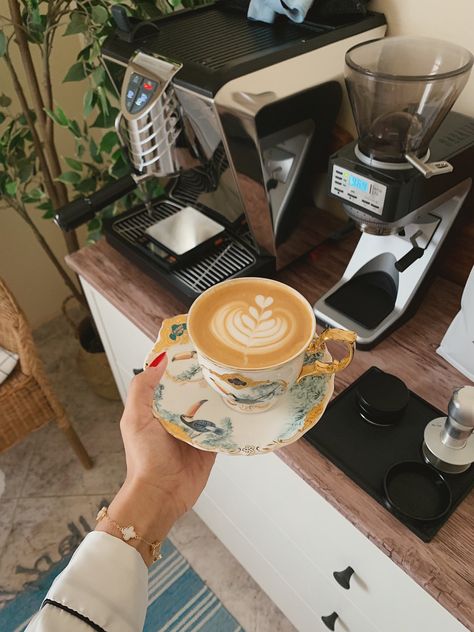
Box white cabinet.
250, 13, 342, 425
198, 454, 468, 632
81, 279, 154, 401
82, 280, 468, 632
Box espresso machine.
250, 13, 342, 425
315, 36, 474, 348
56, 1, 386, 301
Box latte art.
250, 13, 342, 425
212, 295, 293, 355
188, 279, 315, 370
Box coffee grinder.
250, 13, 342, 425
314, 36, 474, 349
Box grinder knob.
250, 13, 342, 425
443, 386, 474, 448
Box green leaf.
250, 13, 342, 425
5, 180, 17, 195
22, 187, 44, 203
56, 171, 81, 184
92, 66, 106, 86
89, 137, 102, 163
97, 87, 110, 117
111, 147, 125, 161
37, 200, 52, 210
63, 62, 87, 83
86, 228, 103, 244
0, 112, 5, 124
77, 44, 92, 61
30, 6, 42, 26
68, 120, 82, 138
76, 143, 85, 158
110, 155, 130, 179
75, 177, 97, 193
83, 88, 95, 118
42, 208, 55, 219
65, 157, 83, 171
0, 94, 12, 107
91, 107, 119, 129
99, 131, 118, 154
64, 12, 87, 36
91, 6, 108, 24
45, 106, 69, 127
18, 158, 34, 182
87, 217, 101, 231
0, 31, 7, 57
36, 200, 54, 218
29, 187, 44, 199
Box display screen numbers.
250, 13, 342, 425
348, 174, 369, 192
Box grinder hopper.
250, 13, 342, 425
345, 36, 473, 166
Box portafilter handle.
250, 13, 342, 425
441, 386, 474, 449
54, 173, 138, 231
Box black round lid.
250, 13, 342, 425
384, 461, 452, 521
356, 370, 410, 425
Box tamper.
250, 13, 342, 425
422, 386, 474, 474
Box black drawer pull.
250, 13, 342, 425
321, 612, 338, 630
333, 565, 354, 589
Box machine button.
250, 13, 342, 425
125, 73, 143, 112
130, 78, 159, 114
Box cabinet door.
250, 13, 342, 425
81, 279, 154, 400
197, 454, 468, 632
196, 457, 378, 632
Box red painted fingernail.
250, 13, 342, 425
149, 351, 166, 368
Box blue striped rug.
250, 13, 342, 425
0, 538, 243, 632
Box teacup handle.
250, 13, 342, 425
296, 328, 356, 383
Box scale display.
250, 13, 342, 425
331, 165, 386, 214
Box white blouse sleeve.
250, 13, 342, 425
26, 531, 149, 632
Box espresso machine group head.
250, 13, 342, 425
315, 36, 474, 348
55, 1, 386, 302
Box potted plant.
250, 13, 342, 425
0, 1, 199, 397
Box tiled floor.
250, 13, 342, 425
0, 313, 295, 631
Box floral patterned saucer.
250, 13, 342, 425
144, 315, 334, 456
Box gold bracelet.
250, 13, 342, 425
96, 507, 162, 563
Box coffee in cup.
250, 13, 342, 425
188, 278, 355, 413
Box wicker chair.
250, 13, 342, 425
0, 277, 92, 469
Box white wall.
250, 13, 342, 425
371, 0, 474, 116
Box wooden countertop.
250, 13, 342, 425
67, 237, 474, 629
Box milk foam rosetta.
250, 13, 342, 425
188, 279, 314, 369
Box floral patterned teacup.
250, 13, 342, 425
188, 278, 356, 414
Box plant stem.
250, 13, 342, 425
8, 0, 80, 254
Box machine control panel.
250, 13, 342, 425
330, 165, 387, 215
125, 72, 159, 114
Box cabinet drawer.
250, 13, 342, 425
196, 461, 378, 632
212, 454, 467, 632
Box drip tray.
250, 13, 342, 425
305, 367, 474, 541
103, 198, 274, 303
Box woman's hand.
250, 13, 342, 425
96, 354, 216, 564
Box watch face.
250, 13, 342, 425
145, 206, 224, 255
